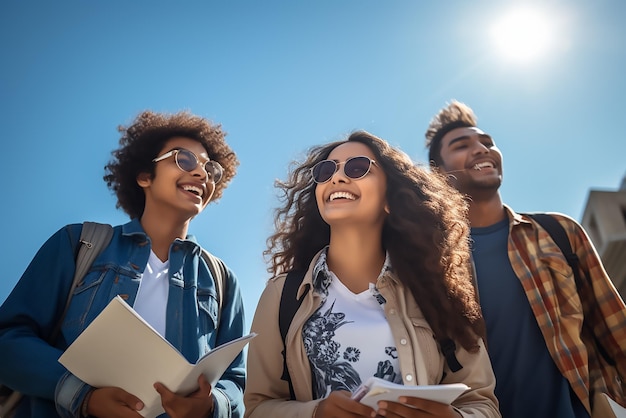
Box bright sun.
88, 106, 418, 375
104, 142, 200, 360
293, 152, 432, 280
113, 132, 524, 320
491, 7, 555, 63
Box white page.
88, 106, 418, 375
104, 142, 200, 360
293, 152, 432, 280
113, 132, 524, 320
352, 376, 469, 409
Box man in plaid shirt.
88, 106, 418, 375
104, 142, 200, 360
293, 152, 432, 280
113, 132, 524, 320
424, 100, 626, 418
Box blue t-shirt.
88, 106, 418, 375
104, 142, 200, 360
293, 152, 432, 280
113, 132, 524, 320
472, 218, 589, 418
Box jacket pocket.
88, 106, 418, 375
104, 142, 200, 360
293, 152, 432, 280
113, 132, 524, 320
197, 288, 220, 332
61, 266, 139, 344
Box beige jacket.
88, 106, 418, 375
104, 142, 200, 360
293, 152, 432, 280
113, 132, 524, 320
244, 252, 500, 418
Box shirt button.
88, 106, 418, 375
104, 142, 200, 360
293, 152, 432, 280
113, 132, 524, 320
389, 309, 396, 315
405, 374, 413, 382
400, 338, 407, 345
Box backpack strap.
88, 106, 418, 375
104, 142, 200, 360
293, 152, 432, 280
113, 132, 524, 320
279, 269, 309, 400
51, 222, 114, 340
201, 249, 227, 327
440, 338, 463, 373
527, 213, 583, 287
527, 213, 615, 366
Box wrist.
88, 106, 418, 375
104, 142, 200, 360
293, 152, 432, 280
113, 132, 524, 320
81, 388, 94, 417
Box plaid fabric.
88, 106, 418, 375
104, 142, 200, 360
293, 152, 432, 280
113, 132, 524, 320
504, 205, 626, 414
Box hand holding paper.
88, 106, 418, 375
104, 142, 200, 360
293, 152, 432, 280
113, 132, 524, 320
351, 376, 469, 409
58, 296, 255, 418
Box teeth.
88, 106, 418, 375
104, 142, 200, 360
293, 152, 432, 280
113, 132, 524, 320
182, 185, 203, 197
330, 191, 356, 201
474, 162, 494, 170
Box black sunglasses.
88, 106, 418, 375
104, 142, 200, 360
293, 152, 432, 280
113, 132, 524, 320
311, 156, 377, 184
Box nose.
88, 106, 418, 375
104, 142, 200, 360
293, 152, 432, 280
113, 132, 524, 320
470, 141, 490, 155
190, 162, 208, 180
331, 166, 349, 184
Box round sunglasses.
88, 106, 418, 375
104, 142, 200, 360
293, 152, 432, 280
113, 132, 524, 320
152, 148, 223, 184
311, 156, 377, 184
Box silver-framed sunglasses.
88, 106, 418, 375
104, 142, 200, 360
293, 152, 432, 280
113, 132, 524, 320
311, 156, 377, 184
152, 148, 223, 184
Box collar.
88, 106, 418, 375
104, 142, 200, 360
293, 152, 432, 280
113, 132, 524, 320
121, 218, 202, 253
503, 204, 534, 227
311, 246, 394, 295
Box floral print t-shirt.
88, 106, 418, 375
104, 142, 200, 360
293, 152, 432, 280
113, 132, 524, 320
303, 248, 402, 399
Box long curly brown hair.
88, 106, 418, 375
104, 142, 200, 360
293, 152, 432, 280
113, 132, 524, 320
104, 110, 239, 219
265, 130, 484, 351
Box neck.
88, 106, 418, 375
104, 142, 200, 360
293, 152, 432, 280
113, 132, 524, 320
467, 192, 507, 228
326, 226, 385, 294
140, 209, 191, 262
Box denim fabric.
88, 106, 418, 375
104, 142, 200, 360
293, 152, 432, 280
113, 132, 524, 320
0, 219, 246, 417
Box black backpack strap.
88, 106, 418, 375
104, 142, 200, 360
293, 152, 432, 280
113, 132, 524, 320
279, 269, 309, 400
527, 214, 583, 287
527, 213, 615, 366
440, 338, 463, 372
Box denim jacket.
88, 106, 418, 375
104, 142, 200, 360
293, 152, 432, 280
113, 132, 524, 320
0, 219, 246, 418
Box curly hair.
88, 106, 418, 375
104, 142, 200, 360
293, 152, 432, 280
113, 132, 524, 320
104, 110, 239, 219
424, 100, 478, 167
266, 130, 484, 351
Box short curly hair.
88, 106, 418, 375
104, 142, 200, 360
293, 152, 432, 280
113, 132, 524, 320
424, 100, 477, 167
104, 110, 239, 219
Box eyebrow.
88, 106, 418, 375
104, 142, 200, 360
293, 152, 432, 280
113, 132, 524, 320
447, 133, 492, 147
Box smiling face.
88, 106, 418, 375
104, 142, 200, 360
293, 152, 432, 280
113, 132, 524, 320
438, 126, 503, 197
138, 136, 216, 220
314, 141, 388, 229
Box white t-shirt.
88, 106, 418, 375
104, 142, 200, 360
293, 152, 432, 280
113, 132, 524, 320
133, 250, 169, 337
305, 270, 401, 397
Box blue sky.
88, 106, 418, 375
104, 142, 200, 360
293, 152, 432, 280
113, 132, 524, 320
1, 0, 625, 330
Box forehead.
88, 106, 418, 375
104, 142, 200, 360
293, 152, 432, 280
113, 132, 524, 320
161, 136, 208, 157
327, 141, 375, 160
441, 126, 488, 146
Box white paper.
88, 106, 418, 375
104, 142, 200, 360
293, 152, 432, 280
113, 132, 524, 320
351, 376, 469, 409
58, 295, 255, 418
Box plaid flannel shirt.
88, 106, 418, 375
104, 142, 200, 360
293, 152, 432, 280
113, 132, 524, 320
503, 205, 626, 414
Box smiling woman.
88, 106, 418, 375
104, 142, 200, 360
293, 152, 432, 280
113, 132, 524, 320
490, 6, 556, 63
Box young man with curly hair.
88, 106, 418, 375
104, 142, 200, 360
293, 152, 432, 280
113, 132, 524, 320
0, 110, 245, 418
424, 100, 626, 418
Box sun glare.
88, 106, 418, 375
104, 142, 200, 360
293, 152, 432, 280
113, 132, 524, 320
491, 7, 555, 63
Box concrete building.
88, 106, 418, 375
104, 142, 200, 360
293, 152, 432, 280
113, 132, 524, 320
581, 174, 626, 297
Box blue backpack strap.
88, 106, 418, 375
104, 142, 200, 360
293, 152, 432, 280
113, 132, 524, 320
279, 269, 309, 400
